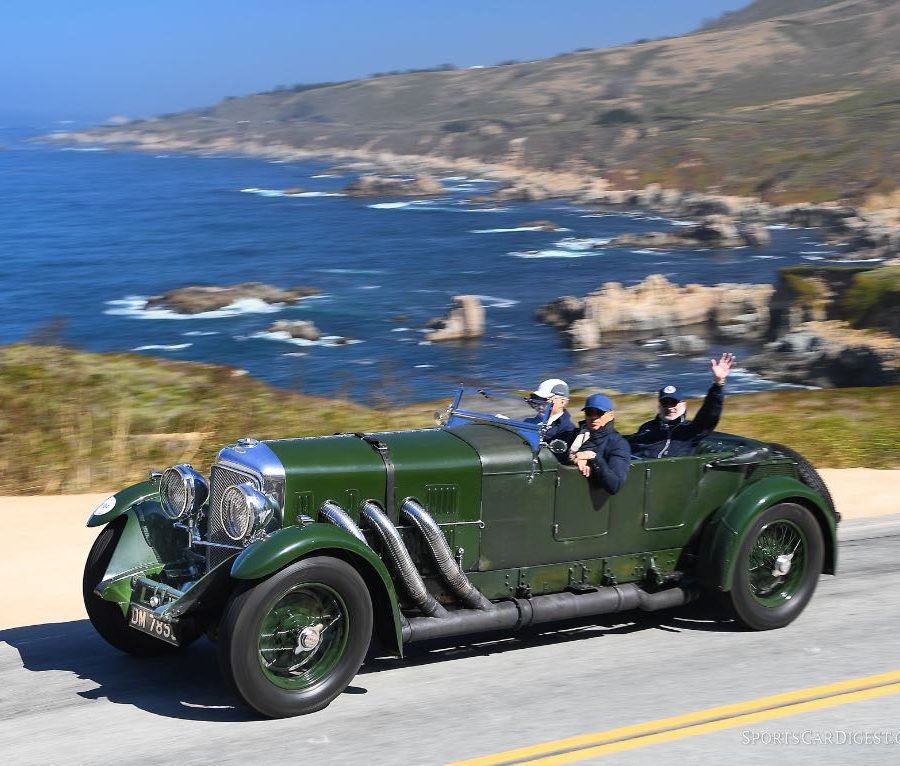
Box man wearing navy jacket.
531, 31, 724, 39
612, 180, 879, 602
628, 352, 736, 459
568, 393, 631, 495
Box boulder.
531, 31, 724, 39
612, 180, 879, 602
606, 215, 768, 250
145, 283, 320, 315
343, 173, 445, 197
267, 320, 320, 341
520, 219, 562, 231
739, 222, 771, 247
427, 296, 485, 342
535, 295, 585, 328
663, 335, 709, 354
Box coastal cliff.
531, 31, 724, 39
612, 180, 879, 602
47, 0, 900, 208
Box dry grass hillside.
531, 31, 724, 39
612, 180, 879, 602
1, 344, 897, 495
58, 0, 900, 204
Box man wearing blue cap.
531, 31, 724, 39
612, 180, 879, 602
567, 393, 631, 494
628, 352, 736, 459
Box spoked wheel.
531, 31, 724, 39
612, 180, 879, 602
83, 518, 184, 656
727, 502, 824, 630
219, 556, 372, 718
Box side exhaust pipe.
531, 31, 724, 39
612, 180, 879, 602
400, 498, 492, 610
319, 500, 367, 543
402, 584, 697, 643
360, 500, 448, 619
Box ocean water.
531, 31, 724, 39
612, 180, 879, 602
0, 122, 843, 403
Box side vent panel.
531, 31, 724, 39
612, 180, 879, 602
424, 484, 459, 520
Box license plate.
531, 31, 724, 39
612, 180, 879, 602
128, 604, 180, 646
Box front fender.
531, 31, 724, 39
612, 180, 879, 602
87, 480, 159, 527
231, 523, 405, 654
698, 476, 838, 592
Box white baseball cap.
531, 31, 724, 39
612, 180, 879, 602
533, 378, 569, 398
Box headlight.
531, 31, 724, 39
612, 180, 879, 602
221, 482, 276, 542
159, 464, 209, 520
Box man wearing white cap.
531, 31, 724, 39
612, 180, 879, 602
531, 378, 578, 447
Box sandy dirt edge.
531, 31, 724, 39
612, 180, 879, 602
0, 470, 897, 631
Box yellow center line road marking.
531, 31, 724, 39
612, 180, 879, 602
449, 670, 900, 766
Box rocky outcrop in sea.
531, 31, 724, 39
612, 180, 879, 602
145, 283, 320, 314
342, 173, 445, 197
426, 295, 485, 342
607, 215, 770, 249
537, 274, 773, 350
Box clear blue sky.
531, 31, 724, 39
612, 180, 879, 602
1, 0, 750, 124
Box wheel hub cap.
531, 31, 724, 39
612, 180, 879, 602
296, 625, 322, 653
772, 553, 793, 577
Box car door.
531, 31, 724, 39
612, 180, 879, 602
552, 455, 702, 552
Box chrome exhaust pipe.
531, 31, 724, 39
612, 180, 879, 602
401, 498, 491, 610
319, 500, 368, 544
360, 500, 447, 618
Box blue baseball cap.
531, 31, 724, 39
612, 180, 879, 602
582, 393, 614, 412
658, 384, 684, 403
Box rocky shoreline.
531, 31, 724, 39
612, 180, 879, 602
46, 129, 900, 262
50, 131, 900, 388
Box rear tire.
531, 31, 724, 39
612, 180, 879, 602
83, 519, 183, 656
218, 556, 373, 718
727, 502, 824, 630
768, 442, 838, 521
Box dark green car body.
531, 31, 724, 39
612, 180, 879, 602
84, 389, 838, 717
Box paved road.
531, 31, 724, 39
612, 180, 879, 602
2, 516, 898, 766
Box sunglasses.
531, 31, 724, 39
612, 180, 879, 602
584, 408, 607, 416
659, 399, 681, 407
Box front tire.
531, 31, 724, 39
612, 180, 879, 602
727, 503, 824, 630
219, 556, 373, 718
83, 518, 182, 656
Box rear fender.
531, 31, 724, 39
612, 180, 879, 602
231, 523, 405, 656
697, 476, 837, 592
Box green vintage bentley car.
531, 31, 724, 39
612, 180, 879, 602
83, 387, 838, 718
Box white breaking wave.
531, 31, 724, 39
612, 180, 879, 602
823, 256, 885, 264
630, 249, 670, 255
105, 296, 286, 320
249, 330, 362, 347
240, 188, 344, 198
369, 199, 510, 213
470, 226, 547, 234
182, 330, 220, 336
556, 236, 611, 251
310, 173, 342, 178
507, 249, 601, 259
369, 201, 415, 209
470, 294, 518, 309
132, 343, 192, 351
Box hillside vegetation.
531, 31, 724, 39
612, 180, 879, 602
60, 0, 900, 204
1, 344, 896, 495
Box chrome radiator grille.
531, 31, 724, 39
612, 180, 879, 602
206, 464, 260, 570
